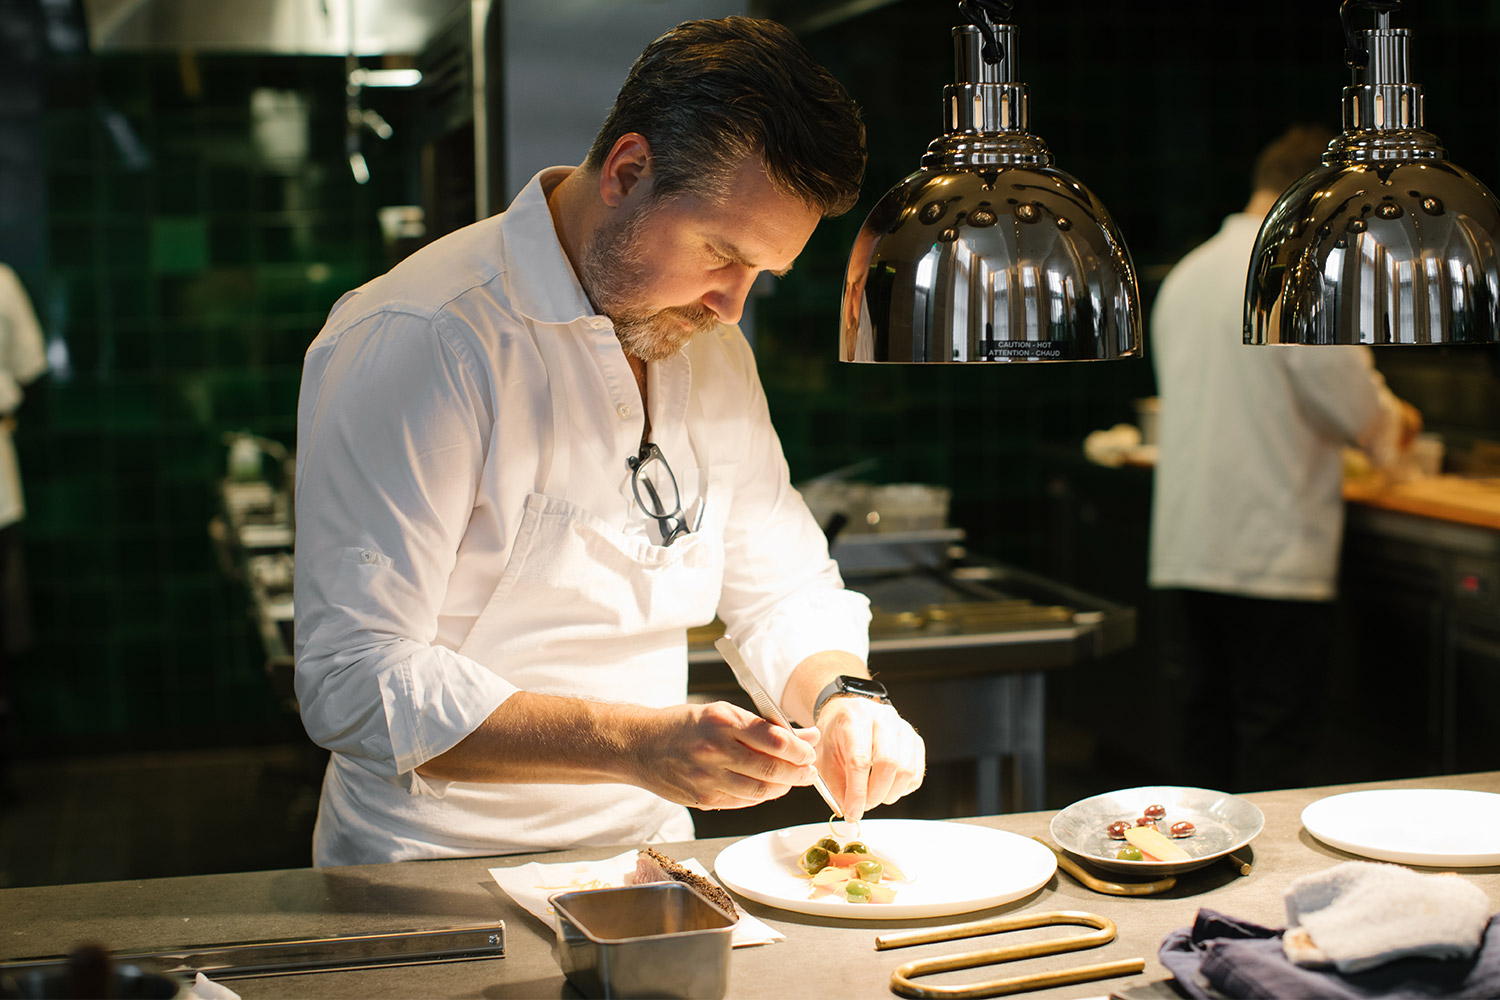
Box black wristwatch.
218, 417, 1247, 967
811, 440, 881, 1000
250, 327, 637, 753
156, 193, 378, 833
813, 675, 890, 720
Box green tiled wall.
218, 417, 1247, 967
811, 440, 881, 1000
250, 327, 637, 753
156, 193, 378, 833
13, 51, 412, 750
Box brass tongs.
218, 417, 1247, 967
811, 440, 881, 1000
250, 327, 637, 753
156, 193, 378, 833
1032, 837, 1177, 896
876, 910, 1145, 999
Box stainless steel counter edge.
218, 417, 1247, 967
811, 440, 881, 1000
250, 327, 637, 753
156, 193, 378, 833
2, 771, 1496, 999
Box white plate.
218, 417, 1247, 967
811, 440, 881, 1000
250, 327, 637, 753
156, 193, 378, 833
1050, 785, 1265, 876
713, 819, 1054, 920
1301, 788, 1500, 867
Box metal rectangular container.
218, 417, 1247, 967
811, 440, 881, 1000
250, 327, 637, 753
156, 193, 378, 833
550, 882, 734, 999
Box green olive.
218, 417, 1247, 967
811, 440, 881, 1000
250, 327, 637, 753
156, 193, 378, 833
799, 846, 831, 875
845, 879, 873, 902
815, 836, 841, 854
1116, 846, 1143, 861
854, 859, 884, 881
842, 840, 871, 854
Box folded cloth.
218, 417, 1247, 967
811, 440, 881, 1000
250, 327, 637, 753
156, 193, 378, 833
488, 848, 783, 948
185, 972, 241, 1000
1160, 909, 1500, 1000
1283, 861, 1494, 972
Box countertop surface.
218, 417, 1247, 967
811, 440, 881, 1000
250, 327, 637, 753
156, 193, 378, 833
3, 771, 1498, 999
1344, 473, 1500, 533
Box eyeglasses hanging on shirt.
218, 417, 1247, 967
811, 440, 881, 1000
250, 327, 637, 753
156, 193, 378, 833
628, 442, 705, 546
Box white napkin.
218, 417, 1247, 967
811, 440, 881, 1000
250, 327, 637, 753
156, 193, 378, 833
488, 849, 783, 948
1282, 860, 1494, 973
184, 972, 241, 1000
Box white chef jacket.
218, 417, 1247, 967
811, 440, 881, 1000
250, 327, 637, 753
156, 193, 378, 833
294, 167, 871, 865
0, 264, 48, 529
1148, 213, 1404, 601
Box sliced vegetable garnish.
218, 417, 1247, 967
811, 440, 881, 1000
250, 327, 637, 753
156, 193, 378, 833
828, 814, 860, 842
792, 829, 909, 903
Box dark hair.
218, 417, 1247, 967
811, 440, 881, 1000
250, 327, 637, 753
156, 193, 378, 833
583, 16, 865, 218
1252, 124, 1337, 195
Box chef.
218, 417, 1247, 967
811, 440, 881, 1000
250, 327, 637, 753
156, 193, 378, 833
293, 16, 926, 866
1148, 124, 1422, 792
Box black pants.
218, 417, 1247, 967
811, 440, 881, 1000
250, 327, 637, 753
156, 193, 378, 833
0, 522, 28, 796
1162, 589, 1334, 793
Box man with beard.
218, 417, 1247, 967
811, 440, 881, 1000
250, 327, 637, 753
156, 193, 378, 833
293, 17, 926, 865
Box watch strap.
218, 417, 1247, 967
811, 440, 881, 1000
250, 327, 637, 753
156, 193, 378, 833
812, 675, 889, 721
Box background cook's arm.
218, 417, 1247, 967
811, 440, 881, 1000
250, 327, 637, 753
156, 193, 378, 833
1282, 345, 1421, 467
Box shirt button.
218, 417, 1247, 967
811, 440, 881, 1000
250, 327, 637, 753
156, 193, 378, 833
590, 318, 608, 330
617, 404, 631, 418
360, 549, 375, 563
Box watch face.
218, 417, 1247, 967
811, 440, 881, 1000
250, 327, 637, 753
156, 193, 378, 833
841, 676, 888, 699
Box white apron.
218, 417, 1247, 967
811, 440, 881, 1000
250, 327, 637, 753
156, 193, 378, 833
313, 328, 728, 863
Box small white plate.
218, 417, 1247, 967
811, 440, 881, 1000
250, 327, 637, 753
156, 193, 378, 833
1050, 785, 1265, 876
1301, 788, 1500, 867
713, 819, 1055, 920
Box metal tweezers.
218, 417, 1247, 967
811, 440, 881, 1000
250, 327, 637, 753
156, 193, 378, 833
876, 910, 1145, 998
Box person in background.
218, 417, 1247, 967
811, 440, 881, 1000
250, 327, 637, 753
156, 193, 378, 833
294, 17, 925, 867
1147, 124, 1422, 793
0, 263, 48, 804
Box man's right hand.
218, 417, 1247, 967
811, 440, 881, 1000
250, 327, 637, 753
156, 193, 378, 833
1397, 400, 1423, 450
628, 701, 821, 810
415, 692, 821, 810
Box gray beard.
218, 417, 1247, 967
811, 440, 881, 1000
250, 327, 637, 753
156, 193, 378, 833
578, 201, 719, 362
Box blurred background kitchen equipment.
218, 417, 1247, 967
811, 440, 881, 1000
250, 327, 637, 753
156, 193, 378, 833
208, 433, 297, 709
691, 472, 1137, 822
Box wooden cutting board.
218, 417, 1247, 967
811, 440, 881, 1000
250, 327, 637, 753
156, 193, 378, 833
1345, 475, 1500, 532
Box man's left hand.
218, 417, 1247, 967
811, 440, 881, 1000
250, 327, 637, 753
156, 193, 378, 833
813, 697, 924, 823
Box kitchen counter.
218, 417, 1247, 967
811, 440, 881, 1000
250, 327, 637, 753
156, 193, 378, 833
3, 771, 1497, 999
1344, 474, 1500, 533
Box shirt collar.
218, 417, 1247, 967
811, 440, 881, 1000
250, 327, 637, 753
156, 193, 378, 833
499, 166, 597, 326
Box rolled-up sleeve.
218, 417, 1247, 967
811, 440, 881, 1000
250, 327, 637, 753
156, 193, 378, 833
1282, 345, 1404, 466
711, 333, 870, 706
294, 307, 515, 794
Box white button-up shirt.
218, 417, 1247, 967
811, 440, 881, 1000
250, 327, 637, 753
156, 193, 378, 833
294, 168, 870, 860
1148, 212, 1403, 601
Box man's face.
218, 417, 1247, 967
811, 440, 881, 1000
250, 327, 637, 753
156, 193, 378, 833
579, 156, 822, 363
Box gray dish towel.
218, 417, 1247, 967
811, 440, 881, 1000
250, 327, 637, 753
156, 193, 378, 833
1283, 861, 1493, 972
1159, 909, 1500, 1000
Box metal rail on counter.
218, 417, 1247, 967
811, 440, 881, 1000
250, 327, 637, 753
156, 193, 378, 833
0, 925, 506, 982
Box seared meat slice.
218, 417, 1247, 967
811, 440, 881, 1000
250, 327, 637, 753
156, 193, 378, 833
631, 846, 738, 919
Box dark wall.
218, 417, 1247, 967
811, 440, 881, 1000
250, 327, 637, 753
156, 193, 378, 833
3, 0, 1498, 749
753, 0, 1500, 571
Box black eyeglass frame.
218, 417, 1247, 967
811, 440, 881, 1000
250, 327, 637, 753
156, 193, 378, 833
627, 442, 694, 546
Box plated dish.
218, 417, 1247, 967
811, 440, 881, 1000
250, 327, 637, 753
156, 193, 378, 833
1301, 788, 1500, 867
1050, 785, 1265, 876
713, 819, 1055, 919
